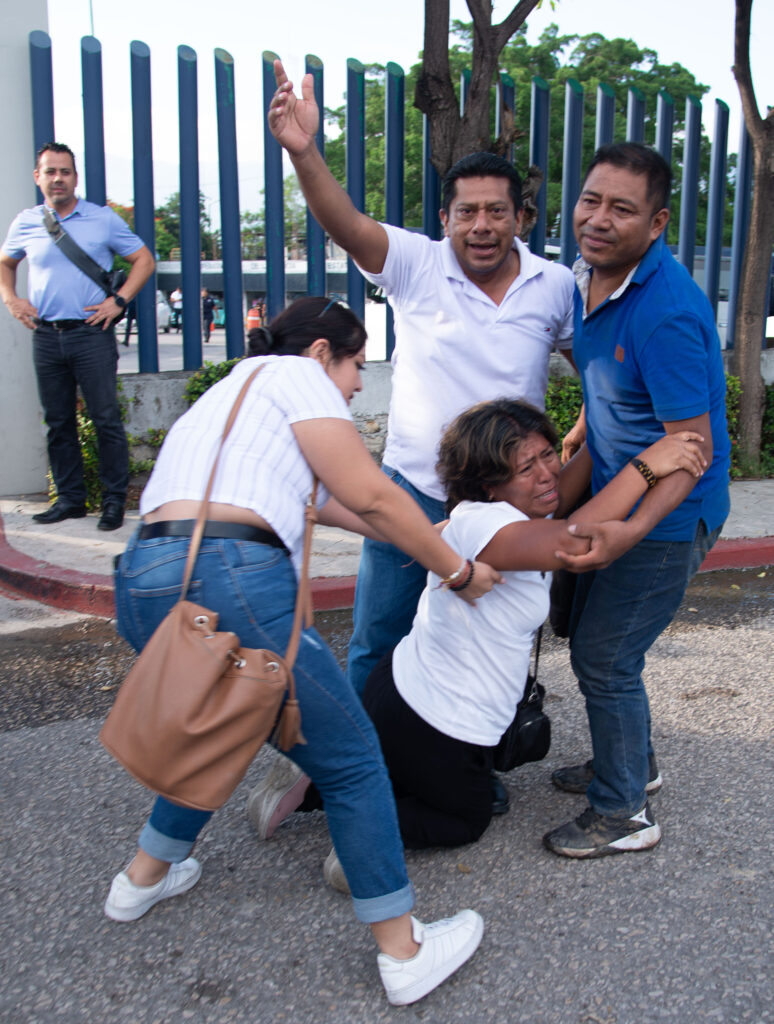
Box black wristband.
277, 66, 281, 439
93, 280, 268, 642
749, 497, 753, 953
630, 457, 657, 489
112, 293, 127, 310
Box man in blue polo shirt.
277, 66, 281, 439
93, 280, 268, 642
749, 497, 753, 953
543, 142, 730, 858
0, 142, 154, 530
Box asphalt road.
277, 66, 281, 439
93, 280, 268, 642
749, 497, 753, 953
1, 568, 773, 1023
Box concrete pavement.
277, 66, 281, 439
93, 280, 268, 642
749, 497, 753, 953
0, 480, 773, 617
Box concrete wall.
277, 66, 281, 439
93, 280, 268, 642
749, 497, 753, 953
0, 2, 49, 497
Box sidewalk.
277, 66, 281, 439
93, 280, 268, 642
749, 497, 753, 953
1, 480, 773, 618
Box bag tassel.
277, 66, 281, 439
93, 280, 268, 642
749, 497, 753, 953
275, 698, 305, 750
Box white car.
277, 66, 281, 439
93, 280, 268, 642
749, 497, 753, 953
157, 290, 171, 333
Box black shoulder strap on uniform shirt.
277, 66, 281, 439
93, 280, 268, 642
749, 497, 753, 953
42, 207, 113, 296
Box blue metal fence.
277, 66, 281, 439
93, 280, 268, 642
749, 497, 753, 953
27, 30, 759, 371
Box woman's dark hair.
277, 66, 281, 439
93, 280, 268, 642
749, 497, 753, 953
246, 295, 366, 361
437, 399, 558, 511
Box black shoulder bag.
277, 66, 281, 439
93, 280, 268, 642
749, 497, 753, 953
493, 626, 551, 772
42, 208, 127, 319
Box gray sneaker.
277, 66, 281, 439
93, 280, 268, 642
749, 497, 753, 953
323, 848, 350, 895
551, 754, 662, 795
245, 756, 310, 840
543, 802, 661, 859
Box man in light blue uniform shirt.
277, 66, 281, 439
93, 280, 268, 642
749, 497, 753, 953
0, 142, 154, 530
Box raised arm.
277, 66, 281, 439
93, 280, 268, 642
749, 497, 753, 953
293, 417, 503, 603
269, 60, 389, 274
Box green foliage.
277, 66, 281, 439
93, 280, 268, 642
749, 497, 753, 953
153, 191, 217, 261
545, 372, 774, 479
183, 358, 243, 406
323, 25, 735, 243
544, 374, 584, 440
240, 175, 309, 258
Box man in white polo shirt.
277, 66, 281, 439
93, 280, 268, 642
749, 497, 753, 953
268, 60, 575, 703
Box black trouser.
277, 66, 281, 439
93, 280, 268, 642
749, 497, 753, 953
33, 322, 128, 506
362, 652, 493, 849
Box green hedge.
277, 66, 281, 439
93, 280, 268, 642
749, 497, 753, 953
545, 373, 774, 478
66, 366, 774, 509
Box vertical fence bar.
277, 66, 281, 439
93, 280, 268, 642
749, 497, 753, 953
655, 89, 674, 167
529, 76, 550, 257
422, 116, 441, 241
384, 61, 405, 360
305, 55, 326, 297
704, 99, 729, 316
29, 30, 55, 203
626, 87, 646, 143
678, 95, 702, 273
214, 48, 244, 358
726, 120, 753, 350
560, 79, 584, 268
595, 83, 615, 151
496, 72, 515, 165
346, 58, 366, 320
81, 37, 106, 207
262, 51, 285, 320
130, 40, 158, 372
178, 44, 202, 369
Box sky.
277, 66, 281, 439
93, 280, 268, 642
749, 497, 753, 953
43, 0, 774, 215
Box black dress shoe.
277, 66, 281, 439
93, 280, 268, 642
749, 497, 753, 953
97, 502, 125, 531
490, 771, 510, 816
32, 502, 87, 525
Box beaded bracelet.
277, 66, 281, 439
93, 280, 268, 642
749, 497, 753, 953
449, 558, 475, 592
630, 457, 657, 489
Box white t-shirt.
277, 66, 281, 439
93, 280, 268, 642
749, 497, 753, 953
140, 355, 351, 575
358, 226, 574, 501
392, 500, 550, 746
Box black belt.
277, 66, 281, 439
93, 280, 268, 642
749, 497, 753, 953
37, 318, 89, 331
139, 519, 288, 550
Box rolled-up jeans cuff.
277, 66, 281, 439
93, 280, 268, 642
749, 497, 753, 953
351, 881, 416, 924
138, 822, 196, 863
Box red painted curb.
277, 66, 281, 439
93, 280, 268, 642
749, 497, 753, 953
699, 536, 774, 571
0, 508, 769, 618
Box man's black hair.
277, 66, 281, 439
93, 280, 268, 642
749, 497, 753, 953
35, 142, 77, 173
441, 152, 523, 215
583, 142, 672, 213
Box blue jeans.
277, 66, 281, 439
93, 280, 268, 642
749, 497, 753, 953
113, 529, 414, 924
33, 322, 128, 506
568, 521, 721, 817
347, 466, 446, 695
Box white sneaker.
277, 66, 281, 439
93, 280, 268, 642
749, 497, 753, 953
323, 848, 350, 895
104, 857, 202, 922
377, 910, 484, 1006
245, 757, 310, 840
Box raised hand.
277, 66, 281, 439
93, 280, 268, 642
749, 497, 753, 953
268, 59, 319, 157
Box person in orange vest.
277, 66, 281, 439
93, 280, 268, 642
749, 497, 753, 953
245, 299, 263, 331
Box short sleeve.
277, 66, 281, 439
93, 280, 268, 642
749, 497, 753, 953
637, 313, 712, 423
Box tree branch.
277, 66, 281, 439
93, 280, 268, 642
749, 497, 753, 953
732, 0, 764, 146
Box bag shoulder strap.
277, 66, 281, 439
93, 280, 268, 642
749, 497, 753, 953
177, 362, 316, 673
42, 207, 113, 295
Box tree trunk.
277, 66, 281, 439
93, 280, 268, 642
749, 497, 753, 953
416, 0, 542, 176
732, 0, 774, 471
732, 148, 773, 469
